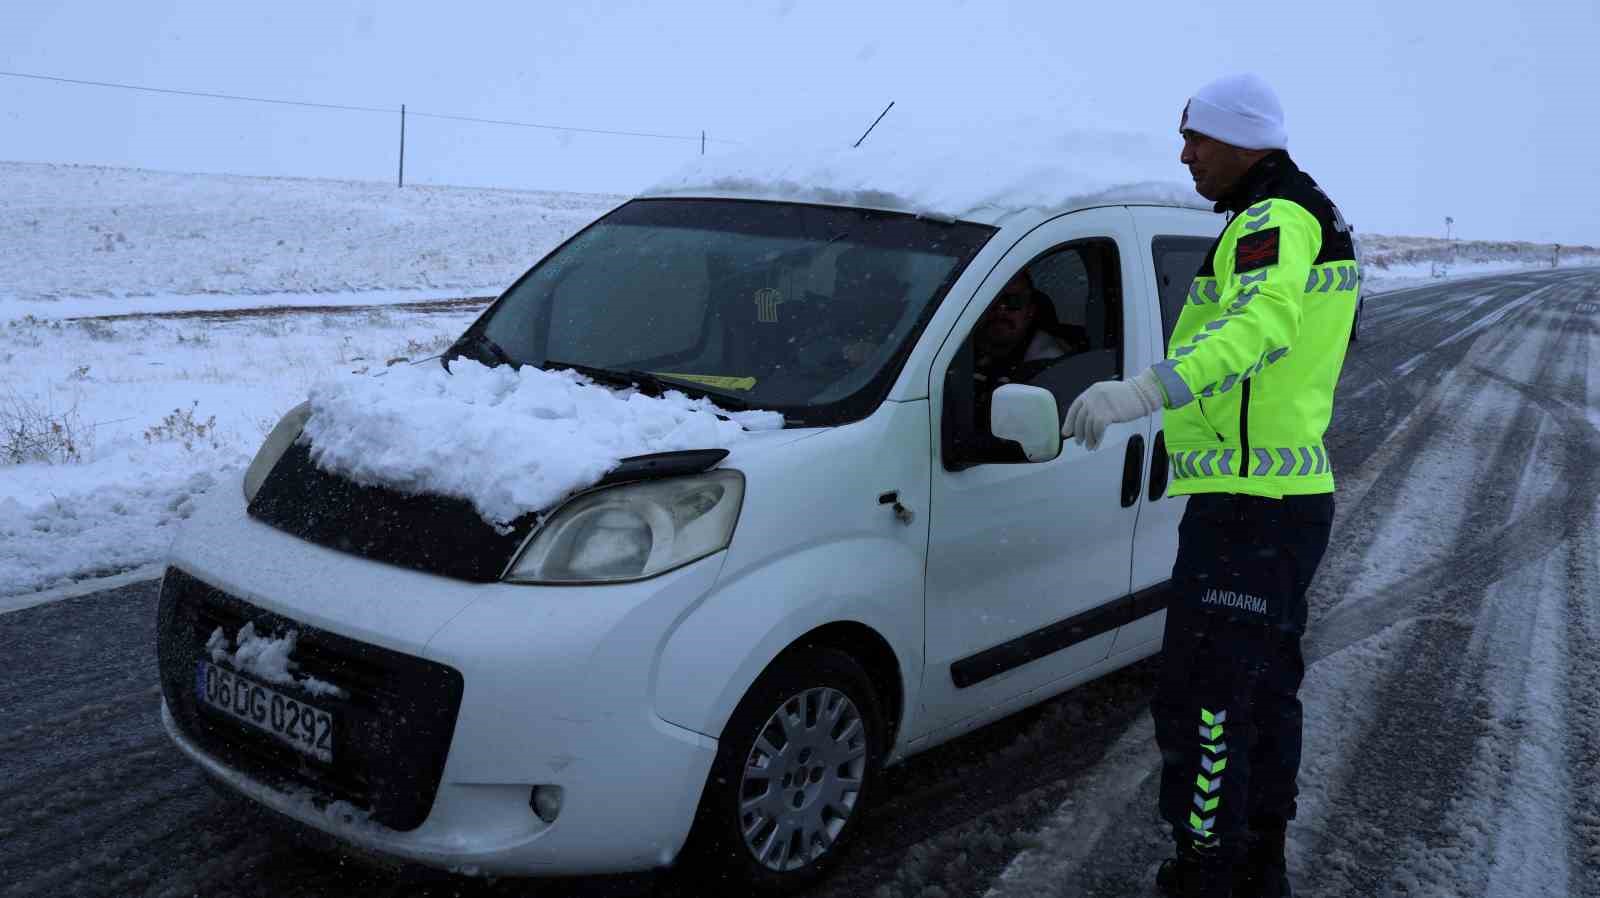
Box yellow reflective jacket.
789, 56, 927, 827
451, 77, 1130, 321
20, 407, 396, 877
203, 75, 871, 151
1152, 152, 1359, 498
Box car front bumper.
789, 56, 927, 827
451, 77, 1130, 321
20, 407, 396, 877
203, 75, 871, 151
157, 474, 723, 876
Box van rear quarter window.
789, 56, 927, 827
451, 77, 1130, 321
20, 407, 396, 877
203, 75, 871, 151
1151, 236, 1214, 349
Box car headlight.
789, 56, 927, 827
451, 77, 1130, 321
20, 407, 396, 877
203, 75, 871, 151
243, 401, 312, 503
505, 470, 744, 584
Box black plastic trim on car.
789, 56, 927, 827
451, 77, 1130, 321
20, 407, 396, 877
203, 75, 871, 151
248, 441, 732, 583
595, 448, 728, 487
1125, 580, 1174, 623
156, 567, 465, 831
248, 441, 534, 583
1149, 430, 1169, 502
1121, 434, 1145, 508
950, 579, 1176, 689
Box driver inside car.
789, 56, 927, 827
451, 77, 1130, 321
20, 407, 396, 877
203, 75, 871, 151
973, 268, 1087, 404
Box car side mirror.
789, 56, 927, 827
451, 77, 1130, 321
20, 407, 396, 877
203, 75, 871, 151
990, 384, 1062, 463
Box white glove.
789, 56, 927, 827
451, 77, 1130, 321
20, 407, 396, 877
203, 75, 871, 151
1061, 368, 1166, 451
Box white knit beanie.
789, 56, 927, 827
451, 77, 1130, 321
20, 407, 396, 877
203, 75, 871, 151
1181, 74, 1288, 151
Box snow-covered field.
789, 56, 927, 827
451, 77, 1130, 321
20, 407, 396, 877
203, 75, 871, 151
1359, 232, 1599, 292
1, 161, 1595, 598
0, 306, 482, 596
0, 160, 621, 311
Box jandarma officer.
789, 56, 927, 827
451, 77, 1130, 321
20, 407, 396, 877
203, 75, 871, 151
1062, 73, 1358, 898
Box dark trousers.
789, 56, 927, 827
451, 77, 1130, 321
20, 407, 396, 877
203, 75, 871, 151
1153, 491, 1335, 854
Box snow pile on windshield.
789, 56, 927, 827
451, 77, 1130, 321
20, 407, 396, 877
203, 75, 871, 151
650, 120, 1204, 219
206, 622, 345, 698
300, 360, 784, 527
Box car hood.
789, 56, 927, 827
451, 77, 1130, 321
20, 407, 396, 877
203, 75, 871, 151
718, 425, 827, 463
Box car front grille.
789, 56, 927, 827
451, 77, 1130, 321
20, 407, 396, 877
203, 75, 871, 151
156, 567, 464, 831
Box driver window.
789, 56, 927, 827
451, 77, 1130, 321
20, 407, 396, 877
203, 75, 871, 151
943, 238, 1123, 468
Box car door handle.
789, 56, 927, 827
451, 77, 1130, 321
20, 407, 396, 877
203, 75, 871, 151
1149, 430, 1169, 502
879, 491, 915, 525
1121, 435, 1145, 508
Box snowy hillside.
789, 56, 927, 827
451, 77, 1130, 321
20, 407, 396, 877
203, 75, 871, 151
1358, 232, 1599, 291
0, 161, 622, 308
4, 162, 1596, 315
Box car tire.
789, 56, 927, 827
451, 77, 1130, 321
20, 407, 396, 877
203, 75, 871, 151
678, 645, 886, 894
1350, 295, 1363, 342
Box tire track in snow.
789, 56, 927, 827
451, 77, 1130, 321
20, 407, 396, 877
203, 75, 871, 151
1275, 304, 1557, 895
0, 686, 161, 755
0, 740, 171, 836
1306, 291, 1600, 663
1417, 287, 1598, 897
0, 683, 159, 758
1319, 274, 1578, 522
979, 271, 1600, 898
1307, 278, 1559, 619
2, 776, 214, 898
1562, 538, 1600, 897
1305, 275, 1595, 655
1301, 277, 1600, 896
0, 792, 286, 898
1557, 297, 1600, 897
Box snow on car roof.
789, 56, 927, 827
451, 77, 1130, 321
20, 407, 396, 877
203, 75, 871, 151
646, 120, 1209, 224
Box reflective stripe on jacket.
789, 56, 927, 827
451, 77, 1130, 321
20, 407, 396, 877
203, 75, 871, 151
1152, 151, 1358, 498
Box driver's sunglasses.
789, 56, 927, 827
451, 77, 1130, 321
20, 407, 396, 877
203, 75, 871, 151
993, 293, 1030, 311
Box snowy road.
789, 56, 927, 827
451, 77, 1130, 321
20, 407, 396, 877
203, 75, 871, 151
989, 267, 1600, 898
2, 268, 1597, 898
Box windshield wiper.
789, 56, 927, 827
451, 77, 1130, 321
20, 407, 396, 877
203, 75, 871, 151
541, 358, 654, 391
443, 329, 517, 370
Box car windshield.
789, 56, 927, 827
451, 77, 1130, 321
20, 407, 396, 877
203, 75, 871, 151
460, 198, 994, 426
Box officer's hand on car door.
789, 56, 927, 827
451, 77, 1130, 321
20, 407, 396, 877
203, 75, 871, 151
1061, 368, 1166, 451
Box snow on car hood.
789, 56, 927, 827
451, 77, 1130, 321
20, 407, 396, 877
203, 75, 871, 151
299, 360, 785, 528
649, 120, 1205, 222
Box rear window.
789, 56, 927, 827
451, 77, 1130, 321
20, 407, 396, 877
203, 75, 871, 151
1151, 236, 1214, 348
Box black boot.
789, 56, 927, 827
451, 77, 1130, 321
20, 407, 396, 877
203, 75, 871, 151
1233, 819, 1290, 898
1155, 840, 1233, 898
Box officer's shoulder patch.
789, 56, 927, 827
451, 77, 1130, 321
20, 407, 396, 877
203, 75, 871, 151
1234, 228, 1280, 273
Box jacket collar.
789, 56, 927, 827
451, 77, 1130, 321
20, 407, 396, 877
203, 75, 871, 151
1215, 150, 1295, 215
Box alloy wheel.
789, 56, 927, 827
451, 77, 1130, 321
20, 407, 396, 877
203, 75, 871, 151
737, 686, 868, 872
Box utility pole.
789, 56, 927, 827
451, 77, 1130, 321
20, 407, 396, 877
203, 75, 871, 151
398, 104, 407, 188
1444, 216, 1453, 241
701, 130, 706, 156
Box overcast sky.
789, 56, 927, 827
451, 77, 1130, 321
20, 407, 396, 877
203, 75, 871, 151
3, 0, 1595, 244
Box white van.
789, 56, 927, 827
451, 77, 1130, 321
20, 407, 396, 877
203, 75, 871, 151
156, 177, 1223, 891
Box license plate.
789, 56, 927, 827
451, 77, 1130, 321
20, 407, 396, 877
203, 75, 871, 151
195, 661, 336, 764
